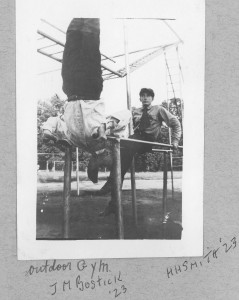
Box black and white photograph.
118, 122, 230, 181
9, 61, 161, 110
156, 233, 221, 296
17, 0, 204, 259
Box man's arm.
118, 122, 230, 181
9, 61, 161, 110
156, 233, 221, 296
158, 106, 182, 148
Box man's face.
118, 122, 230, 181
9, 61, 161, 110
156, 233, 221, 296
140, 93, 154, 107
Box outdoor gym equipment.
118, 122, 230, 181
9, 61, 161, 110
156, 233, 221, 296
62, 137, 182, 239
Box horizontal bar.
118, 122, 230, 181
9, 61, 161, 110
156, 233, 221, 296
37, 30, 65, 47
38, 43, 58, 50
41, 18, 66, 34
112, 45, 164, 59
37, 49, 62, 63
152, 148, 172, 153
116, 18, 176, 20
101, 53, 116, 63
50, 50, 63, 55
101, 63, 123, 77
102, 72, 113, 76
103, 76, 119, 81
163, 20, 184, 44
38, 153, 57, 155
107, 136, 183, 149
39, 50, 118, 69
39, 22, 115, 64
37, 29, 122, 77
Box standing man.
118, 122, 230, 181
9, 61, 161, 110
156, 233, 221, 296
98, 88, 182, 215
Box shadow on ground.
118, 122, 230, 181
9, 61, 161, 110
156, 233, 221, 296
36, 188, 182, 240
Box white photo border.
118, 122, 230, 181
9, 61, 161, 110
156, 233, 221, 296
17, 0, 204, 260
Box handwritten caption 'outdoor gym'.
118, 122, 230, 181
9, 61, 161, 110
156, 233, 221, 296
166, 235, 237, 279
25, 259, 127, 298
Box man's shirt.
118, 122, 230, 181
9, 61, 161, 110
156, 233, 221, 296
132, 105, 182, 145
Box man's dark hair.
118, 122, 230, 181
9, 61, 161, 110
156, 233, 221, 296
139, 88, 155, 98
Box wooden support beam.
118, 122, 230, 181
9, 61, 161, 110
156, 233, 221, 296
63, 145, 72, 239
112, 139, 124, 239
130, 159, 137, 227
76, 147, 80, 196
169, 152, 175, 201
162, 152, 168, 239
123, 20, 138, 228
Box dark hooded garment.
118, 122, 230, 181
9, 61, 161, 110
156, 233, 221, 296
62, 18, 103, 100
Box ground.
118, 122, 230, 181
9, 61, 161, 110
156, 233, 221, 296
36, 171, 182, 240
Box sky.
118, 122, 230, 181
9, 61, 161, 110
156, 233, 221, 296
35, 6, 186, 114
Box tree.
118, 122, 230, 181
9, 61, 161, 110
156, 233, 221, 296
37, 95, 67, 169
162, 97, 184, 146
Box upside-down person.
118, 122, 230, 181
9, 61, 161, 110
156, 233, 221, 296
62, 18, 106, 145
98, 88, 182, 216
42, 108, 132, 183
42, 18, 134, 184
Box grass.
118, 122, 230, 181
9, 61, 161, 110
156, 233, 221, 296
37, 170, 183, 183
37, 170, 182, 239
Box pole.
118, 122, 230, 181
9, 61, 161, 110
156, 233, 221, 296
123, 20, 132, 114
123, 19, 138, 227
167, 130, 174, 201
112, 139, 124, 239
63, 145, 72, 239
162, 152, 168, 238
162, 20, 184, 44
170, 152, 174, 200
164, 53, 175, 201
76, 147, 80, 196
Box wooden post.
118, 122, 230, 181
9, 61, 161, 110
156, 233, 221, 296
130, 159, 137, 227
76, 147, 80, 196
162, 152, 168, 239
63, 145, 72, 239
169, 151, 174, 201
123, 19, 137, 226
112, 139, 124, 239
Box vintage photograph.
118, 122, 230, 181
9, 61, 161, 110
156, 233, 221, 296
37, 17, 183, 240
17, 0, 204, 259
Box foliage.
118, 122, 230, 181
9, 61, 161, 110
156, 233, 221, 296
161, 97, 183, 147
37, 95, 65, 169
161, 98, 183, 125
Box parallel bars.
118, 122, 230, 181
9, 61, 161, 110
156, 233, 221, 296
62, 138, 181, 239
